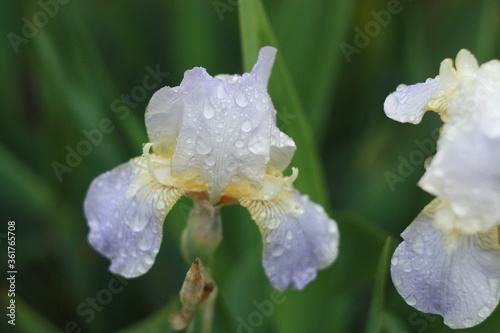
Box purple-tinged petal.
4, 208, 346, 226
161, 47, 287, 203
84, 157, 184, 278
384, 76, 443, 124
391, 198, 500, 329
268, 127, 296, 173
145, 87, 184, 156
250, 46, 277, 89
419, 122, 500, 233
241, 190, 339, 291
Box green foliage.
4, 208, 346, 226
1, 0, 499, 332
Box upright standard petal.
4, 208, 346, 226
145, 87, 185, 156
84, 157, 184, 278
384, 76, 444, 124
168, 47, 283, 202
241, 190, 339, 291
268, 127, 296, 173
419, 122, 500, 233
250, 46, 277, 89
391, 199, 500, 329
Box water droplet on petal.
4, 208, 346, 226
227, 162, 237, 172
411, 236, 425, 255
196, 136, 212, 154
248, 135, 267, 155
241, 120, 252, 132
234, 89, 248, 107
402, 262, 412, 273
392, 272, 402, 286
215, 135, 223, 143
406, 294, 417, 306
266, 233, 274, 243
138, 233, 152, 251
463, 318, 475, 327
272, 245, 284, 257
235, 140, 244, 148
205, 155, 216, 166
144, 254, 154, 265
391, 255, 399, 265
216, 82, 227, 99
478, 305, 491, 318
156, 199, 165, 211
203, 103, 215, 119
286, 230, 293, 240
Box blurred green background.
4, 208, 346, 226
1, 0, 499, 332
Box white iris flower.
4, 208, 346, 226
84, 47, 339, 291
384, 49, 500, 328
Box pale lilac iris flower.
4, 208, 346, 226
84, 47, 339, 291
384, 49, 500, 328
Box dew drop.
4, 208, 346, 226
196, 137, 212, 154
215, 135, 223, 143
235, 140, 244, 148
205, 155, 216, 166
248, 135, 267, 155
144, 254, 154, 265
234, 89, 248, 107
391, 255, 399, 265
203, 103, 215, 119
249, 180, 261, 192
227, 161, 237, 172
411, 236, 425, 255
399, 93, 408, 103
286, 230, 293, 240
478, 305, 491, 318
129, 217, 147, 232
406, 294, 417, 306
266, 234, 274, 243
272, 245, 284, 257
241, 120, 252, 132
216, 82, 227, 99
463, 318, 476, 327
138, 234, 152, 251
156, 200, 165, 211
186, 137, 193, 144
392, 272, 402, 286
402, 262, 412, 273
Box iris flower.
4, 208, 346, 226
384, 49, 500, 328
84, 47, 339, 291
